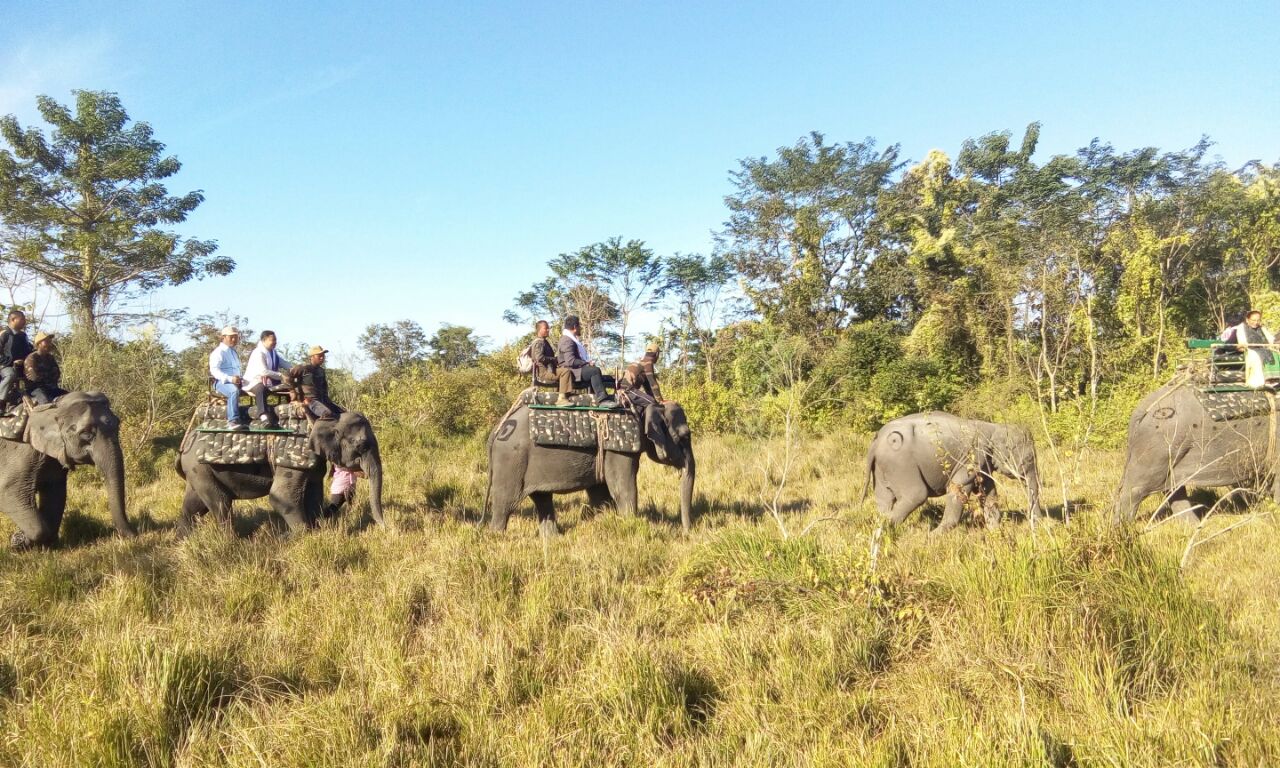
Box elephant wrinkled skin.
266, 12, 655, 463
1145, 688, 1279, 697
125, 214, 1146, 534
1116, 381, 1277, 522
486, 401, 696, 535
175, 410, 385, 536
864, 411, 1042, 532
0, 392, 134, 548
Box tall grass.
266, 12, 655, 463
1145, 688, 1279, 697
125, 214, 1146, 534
0, 429, 1277, 766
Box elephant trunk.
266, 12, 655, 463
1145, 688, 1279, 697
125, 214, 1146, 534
95, 435, 135, 538
679, 440, 696, 532
361, 449, 386, 526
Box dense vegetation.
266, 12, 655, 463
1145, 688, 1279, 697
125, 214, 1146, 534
3, 93, 1280, 765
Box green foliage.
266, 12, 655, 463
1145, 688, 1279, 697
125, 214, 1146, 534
0, 91, 231, 332
358, 319, 429, 374
426, 323, 484, 370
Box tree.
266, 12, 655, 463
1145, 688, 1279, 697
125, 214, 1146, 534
359, 320, 429, 374
0, 90, 231, 333
663, 252, 735, 381
720, 132, 903, 338
428, 323, 484, 369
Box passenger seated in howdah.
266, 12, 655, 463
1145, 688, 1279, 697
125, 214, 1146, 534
209, 326, 246, 430
527, 319, 575, 405
244, 330, 290, 428
556, 315, 612, 406
24, 331, 67, 404
0, 310, 33, 412
1221, 309, 1278, 388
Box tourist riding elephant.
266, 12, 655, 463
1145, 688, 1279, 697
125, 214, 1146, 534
1116, 379, 1278, 522
486, 400, 696, 535
175, 410, 385, 536
0, 392, 135, 548
864, 411, 1042, 532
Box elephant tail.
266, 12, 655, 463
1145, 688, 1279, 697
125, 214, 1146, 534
859, 438, 877, 504
174, 450, 186, 480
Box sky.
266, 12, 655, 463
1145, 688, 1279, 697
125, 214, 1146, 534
2, 0, 1278, 371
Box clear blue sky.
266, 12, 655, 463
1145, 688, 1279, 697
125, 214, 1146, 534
2, 0, 1277, 370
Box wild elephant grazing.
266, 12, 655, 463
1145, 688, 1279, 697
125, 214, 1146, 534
0, 392, 135, 548
486, 395, 695, 536
1116, 379, 1280, 522
864, 411, 1042, 532
176, 410, 385, 537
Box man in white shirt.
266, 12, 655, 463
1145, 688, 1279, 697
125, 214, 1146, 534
208, 326, 246, 430
243, 329, 290, 428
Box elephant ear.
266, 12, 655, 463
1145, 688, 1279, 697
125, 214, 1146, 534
28, 409, 71, 468
309, 422, 340, 463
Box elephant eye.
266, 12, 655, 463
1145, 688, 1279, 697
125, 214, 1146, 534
79, 430, 94, 443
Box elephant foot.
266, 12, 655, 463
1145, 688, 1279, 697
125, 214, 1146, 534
538, 519, 560, 539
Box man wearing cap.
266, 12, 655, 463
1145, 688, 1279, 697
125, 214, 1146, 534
23, 331, 67, 404
209, 326, 246, 430
0, 310, 33, 410
243, 330, 290, 428
287, 345, 344, 419
619, 341, 665, 402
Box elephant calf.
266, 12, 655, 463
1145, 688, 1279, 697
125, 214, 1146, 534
864, 411, 1042, 532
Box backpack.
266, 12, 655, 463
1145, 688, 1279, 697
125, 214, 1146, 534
517, 343, 534, 374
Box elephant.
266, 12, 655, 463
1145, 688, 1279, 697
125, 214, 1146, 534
1116, 379, 1279, 522
175, 410, 385, 536
863, 411, 1042, 532
486, 400, 696, 535
0, 392, 135, 548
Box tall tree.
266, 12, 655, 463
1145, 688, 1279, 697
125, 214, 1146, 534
428, 323, 484, 369
663, 252, 734, 380
720, 132, 903, 338
567, 237, 665, 365
359, 320, 429, 374
0, 91, 231, 333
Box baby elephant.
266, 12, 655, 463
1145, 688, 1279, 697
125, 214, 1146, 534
864, 411, 1042, 532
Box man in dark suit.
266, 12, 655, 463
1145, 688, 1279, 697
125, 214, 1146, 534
556, 315, 611, 405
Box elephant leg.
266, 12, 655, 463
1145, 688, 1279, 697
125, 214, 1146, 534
4, 490, 52, 548
586, 484, 614, 510
530, 491, 558, 538
35, 480, 67, 544
884, 483, 928, 526
934, 480, 972, 534
177, 484, 208, 539
978, 477, 1001, 529
488, 481, 524, 532
270, 468, 315, 533
1166, 487, 1200, 524
604, 454, 640, 517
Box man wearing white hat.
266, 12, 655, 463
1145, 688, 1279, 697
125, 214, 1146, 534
209, 326, 246, 430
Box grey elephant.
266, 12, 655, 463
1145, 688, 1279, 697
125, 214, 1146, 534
175, 410, 385, 536
864, 411, 1042, 532
0, 392, 135, 548
1116, 378, 1279, 521
486, 398, 695, 535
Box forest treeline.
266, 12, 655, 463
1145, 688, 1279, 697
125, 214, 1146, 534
5, 93, 1280, 462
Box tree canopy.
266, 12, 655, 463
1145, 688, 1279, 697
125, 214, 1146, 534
0, 90, 231, 333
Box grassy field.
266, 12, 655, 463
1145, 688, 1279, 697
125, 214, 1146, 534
0, 429, 1278, 766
